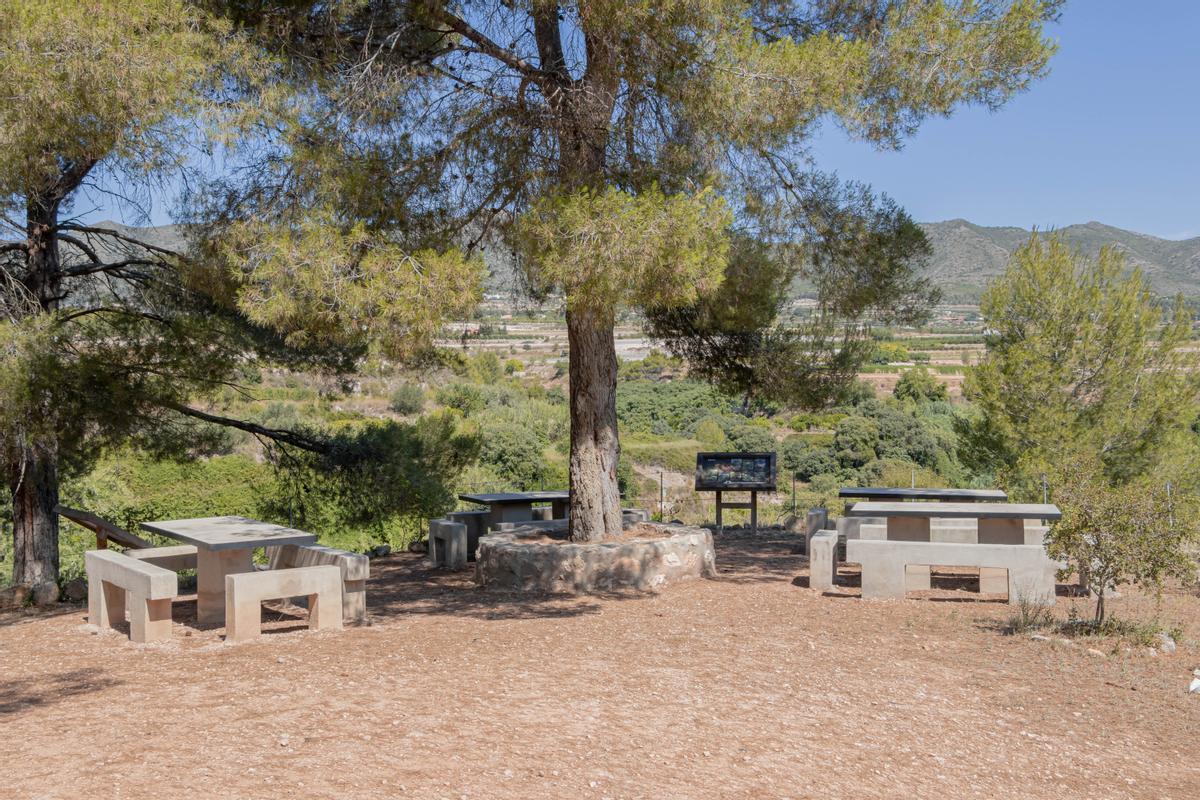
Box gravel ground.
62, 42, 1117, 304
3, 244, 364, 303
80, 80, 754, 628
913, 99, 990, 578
1, 529, 1198, 799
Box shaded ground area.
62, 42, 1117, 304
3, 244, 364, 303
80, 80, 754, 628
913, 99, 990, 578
2, 529, 1198, 799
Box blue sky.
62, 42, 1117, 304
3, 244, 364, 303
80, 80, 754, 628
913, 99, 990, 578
810, 0, 1200, 240
86, 1, 1199, 240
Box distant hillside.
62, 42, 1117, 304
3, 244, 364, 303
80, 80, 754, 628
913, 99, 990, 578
920, 219, 1200, 301
61, 219, 1200, 304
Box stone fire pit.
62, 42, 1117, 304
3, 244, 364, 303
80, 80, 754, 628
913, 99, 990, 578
475, 521, 717, 594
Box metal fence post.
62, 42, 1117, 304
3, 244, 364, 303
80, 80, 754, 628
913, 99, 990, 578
659, 470, 664, 522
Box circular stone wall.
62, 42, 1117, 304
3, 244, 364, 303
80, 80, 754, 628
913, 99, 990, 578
475, 522, 717, 594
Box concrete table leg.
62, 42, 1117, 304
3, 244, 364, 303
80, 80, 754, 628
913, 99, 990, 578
197, 547, 253, 625
887, 517, 931, 590
979, 518, 1024, 595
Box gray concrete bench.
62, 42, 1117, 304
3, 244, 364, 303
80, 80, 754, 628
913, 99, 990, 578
266, 544, 369, 624
225, 565, 343, 643
847, 539, 1060, 605
127, 545, 198, 573
428, 518, 468, 569
85, 550, 178, 643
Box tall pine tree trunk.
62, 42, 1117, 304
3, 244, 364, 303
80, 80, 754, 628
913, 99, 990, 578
533, 5, 622, 542
566, 304, 623, 541
9, 445, 60, 598
8, 195, 64, 599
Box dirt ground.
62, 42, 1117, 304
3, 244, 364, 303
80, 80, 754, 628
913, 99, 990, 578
2, 530, 1198, 800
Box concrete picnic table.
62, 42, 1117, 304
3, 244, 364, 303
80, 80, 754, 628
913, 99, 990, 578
844, 502, 1061, 593
839, 487, 1008, 503
458, 491, 570, 530
845, 501, 1061, 540
140, 516, 317, 625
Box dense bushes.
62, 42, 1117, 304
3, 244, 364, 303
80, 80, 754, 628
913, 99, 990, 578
478, 420, 552, 489
616, 379, 732, 436
774, 394, 966, 488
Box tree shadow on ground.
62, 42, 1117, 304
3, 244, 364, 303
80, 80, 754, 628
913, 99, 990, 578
708, 528, 806, 585
359, 529, 815, 621
0, 669, 122, 716
0, 605, 83, 631
364, 553, 615, 621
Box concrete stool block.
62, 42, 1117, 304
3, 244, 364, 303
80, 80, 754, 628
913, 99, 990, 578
802, 508, 829, 554
622, 508, 651, 524
809, 530, 839, 592
428, 519, 468, 570
448, 510, 490, 561
85, 549, 178, 643
225, 565, 342, 643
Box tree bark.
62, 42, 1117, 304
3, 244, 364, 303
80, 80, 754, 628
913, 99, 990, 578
7, 189, 66, 597
566, 304, 623, 541
531, 4, 622, 541
8, 446, 60, 597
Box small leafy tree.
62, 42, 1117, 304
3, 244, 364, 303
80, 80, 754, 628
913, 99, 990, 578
1049, 453, 1199, 623
963, 234, 1200, 491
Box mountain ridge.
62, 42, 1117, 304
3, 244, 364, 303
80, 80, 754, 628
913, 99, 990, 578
75, 218, 1200, 302
918, 219, 1200, 300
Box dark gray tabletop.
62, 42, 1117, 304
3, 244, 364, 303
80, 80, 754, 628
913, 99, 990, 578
844, 502, 1060, 521
459, 491, 569, 506
839, 487, 1008, 502
140, 516, 318, 551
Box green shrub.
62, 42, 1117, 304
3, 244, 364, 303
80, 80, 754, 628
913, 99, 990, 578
389, 383, 426, 414
894, 368, 948, 403
468, 351, 502, 382
694, 417, 727, 447
725, 424, 775, 453
435, 382, 485, 414
834, 416, 878, 467
478, 420, 551, 489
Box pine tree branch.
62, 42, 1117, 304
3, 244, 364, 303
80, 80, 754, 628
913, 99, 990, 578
162, 400, 330, 454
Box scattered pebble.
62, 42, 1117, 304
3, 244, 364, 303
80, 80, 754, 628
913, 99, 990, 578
1157, 633, 1176, 654
1086, 648, 1106, 658
1190, 678, 1200, 694
1030, 634, 1050, 642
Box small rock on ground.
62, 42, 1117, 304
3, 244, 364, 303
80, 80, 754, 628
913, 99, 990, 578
62, 578, 87, 602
